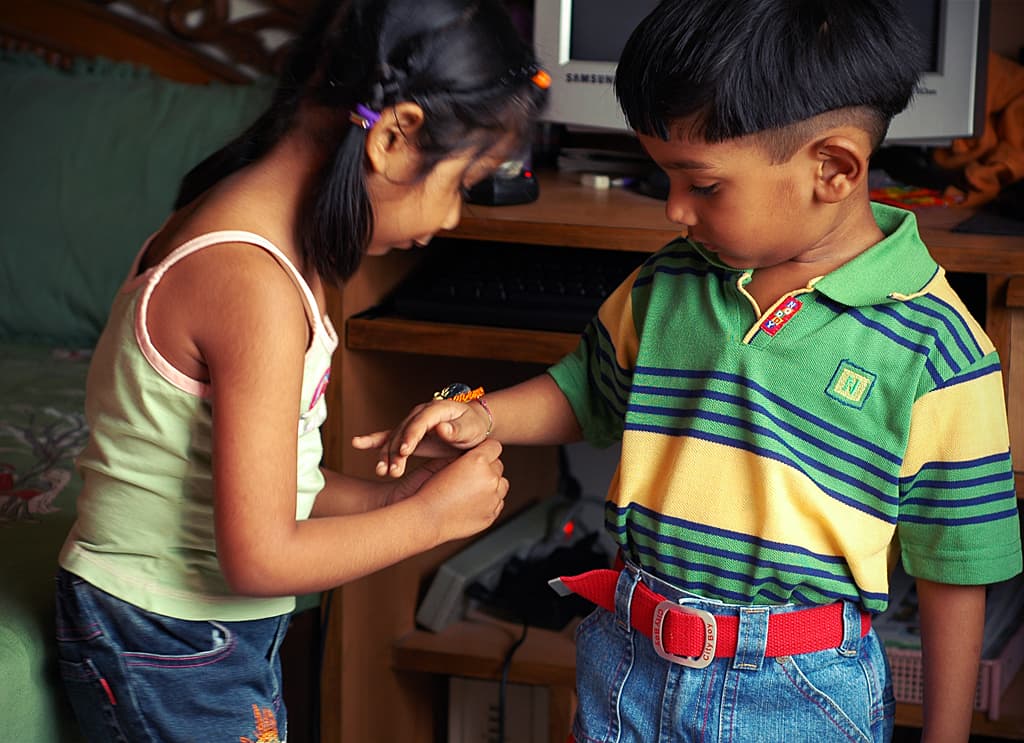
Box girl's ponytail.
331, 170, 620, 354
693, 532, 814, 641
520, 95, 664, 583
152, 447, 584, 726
302, 124, 372, 284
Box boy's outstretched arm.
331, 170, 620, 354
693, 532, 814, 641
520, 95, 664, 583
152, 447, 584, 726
916, 579, 986, 743
353, 373, 581, 477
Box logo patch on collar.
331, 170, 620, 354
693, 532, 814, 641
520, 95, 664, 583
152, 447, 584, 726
761, 296, 803, 336
827, 360, 876, 408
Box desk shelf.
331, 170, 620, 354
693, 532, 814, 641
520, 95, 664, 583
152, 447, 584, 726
346, 315, 577, 365
394, 615, 576, 688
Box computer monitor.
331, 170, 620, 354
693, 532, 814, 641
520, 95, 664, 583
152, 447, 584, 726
532, 0, 990, 146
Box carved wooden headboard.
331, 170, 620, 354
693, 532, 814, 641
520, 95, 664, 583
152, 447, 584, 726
0, 0, 311, 83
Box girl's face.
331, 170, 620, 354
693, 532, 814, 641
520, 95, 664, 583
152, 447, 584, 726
365, 144, 508, 256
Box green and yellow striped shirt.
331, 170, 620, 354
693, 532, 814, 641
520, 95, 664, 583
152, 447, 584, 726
549, 203, 1022, 613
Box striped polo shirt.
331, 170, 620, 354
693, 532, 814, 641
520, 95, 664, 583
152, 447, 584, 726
549, 203, 1022, 613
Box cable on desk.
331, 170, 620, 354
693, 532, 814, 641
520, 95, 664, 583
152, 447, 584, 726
497, 620, 530, 743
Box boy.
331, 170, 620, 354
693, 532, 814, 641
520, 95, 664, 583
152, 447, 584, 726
356, 0, 1022, 739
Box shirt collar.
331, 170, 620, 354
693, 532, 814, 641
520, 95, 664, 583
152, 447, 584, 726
690, 202, 938, 307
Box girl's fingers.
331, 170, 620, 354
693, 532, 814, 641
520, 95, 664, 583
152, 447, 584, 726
354, 402, 480, 478
351, 431, 389, 449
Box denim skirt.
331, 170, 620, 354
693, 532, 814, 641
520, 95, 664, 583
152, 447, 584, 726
55, 568, 291, 743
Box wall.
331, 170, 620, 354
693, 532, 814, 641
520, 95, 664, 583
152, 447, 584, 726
989, 0, 1024, 61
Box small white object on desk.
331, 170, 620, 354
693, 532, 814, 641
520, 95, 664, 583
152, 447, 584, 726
581, 172, 612, 190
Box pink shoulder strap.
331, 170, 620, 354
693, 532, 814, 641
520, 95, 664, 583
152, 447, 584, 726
133, 231, 329, 397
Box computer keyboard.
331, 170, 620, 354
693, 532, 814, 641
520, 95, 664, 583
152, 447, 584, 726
384, 240, 648, 333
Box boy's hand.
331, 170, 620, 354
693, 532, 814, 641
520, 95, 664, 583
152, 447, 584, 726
398, 438, 509, 542
352, 399, 491, 478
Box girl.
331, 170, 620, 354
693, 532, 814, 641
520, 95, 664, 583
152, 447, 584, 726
54, 1, 548, 740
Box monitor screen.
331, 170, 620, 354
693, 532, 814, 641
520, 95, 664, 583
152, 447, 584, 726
567, 2, 657, 63
903, 0, 941, 72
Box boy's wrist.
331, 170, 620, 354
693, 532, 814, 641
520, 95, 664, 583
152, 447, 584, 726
473, 396, 493, 438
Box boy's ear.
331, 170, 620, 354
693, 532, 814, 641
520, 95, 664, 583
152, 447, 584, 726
364, 102, 425, 182
812, 133, 871, 204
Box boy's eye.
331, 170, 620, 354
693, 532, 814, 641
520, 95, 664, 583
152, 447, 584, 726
690, 183, 719, 196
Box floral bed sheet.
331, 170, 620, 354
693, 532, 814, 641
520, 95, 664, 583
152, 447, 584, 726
0, 342, 90, 742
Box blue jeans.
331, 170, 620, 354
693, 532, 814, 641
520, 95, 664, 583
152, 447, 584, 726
55, 568, 290, 743
571, 562, 894, 743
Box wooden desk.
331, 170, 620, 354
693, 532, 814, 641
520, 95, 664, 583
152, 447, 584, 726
322, 170, 1024, 743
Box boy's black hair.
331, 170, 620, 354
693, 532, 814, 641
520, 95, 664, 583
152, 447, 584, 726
615, 0, 926, 157
175, 0, 548, 284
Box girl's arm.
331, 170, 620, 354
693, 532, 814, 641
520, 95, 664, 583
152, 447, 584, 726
352, 373, 582, 478
916, 578, 986, 743
310, 462, 457, 518
189, 247, 509, 597
218, 447, 508, 596
310, 467, 390, 517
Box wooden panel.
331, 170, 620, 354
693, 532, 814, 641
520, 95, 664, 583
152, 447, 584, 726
394, 612, 576, 743
0, 0, 240, 82
394, 614, 576, 687
322, 254, 563, 742
346, 316, 579, 365
0, 0, 305, 82
1009, 277, 1024, 309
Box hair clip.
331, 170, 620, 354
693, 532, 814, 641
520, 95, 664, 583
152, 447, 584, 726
498, 64, 552, 90
531, 69, 552, 90
349, 103, 382, 130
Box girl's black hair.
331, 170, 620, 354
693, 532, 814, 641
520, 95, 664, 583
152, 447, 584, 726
615, 0, 926, 150
175, 0, 548, 283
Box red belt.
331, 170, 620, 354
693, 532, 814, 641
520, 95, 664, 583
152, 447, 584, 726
551, 568, 870, 668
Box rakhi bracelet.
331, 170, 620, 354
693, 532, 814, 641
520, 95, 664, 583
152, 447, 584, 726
433, 382, 484, 403
475, 396, 494, 438
433, 382, 493, 437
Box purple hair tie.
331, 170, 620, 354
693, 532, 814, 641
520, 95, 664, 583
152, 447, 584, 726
350, 104, 382, 130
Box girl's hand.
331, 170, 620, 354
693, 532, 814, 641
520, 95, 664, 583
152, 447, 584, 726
402, 438, 509, 542
383, 456, 454, 506
352, 399, 491, 478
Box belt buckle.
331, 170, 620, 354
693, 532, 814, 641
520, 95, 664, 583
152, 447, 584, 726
652, 600, 717, 668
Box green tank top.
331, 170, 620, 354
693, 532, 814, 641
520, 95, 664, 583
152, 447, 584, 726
60, 231, 337, 620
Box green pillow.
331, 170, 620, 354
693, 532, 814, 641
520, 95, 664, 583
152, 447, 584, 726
0, 53, 273, 347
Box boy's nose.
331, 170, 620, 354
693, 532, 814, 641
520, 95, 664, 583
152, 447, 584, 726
665, 190, 697, 228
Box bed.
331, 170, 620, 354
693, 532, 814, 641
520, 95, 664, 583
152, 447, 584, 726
0, 2, 308, 739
